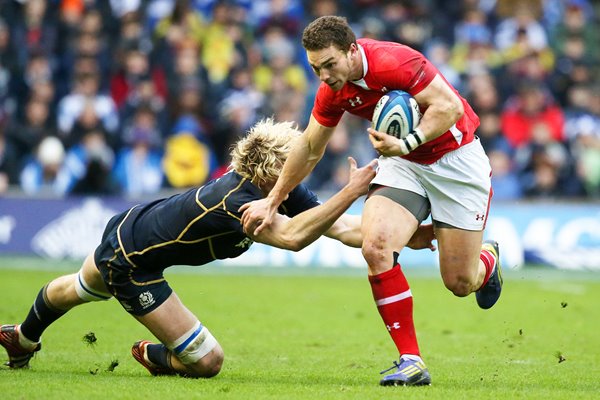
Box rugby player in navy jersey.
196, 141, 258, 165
0, 119, 436, 378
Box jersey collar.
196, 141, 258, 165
350, 43, 369, 90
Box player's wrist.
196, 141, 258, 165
399, 128, 426, 155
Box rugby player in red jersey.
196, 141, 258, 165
241, 16, 503, 386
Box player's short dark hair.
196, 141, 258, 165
302, 16, 356, 52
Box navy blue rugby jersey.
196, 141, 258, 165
114, 171, 320, 271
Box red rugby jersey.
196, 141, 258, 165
312, 38, 480, 164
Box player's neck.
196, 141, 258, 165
349, 48, 364, 81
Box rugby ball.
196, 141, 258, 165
371, 90, 421, 139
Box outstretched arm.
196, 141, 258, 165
249, 158, 376, 251
240, 116, 335, 236
325, 216, 437, 251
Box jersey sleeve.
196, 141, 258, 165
311, 85, 344, 127
279, 184, 320, 217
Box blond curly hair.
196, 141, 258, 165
230, 119, 301, 187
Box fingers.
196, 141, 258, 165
367, 128, 379, 146
253, 220, 268, 236
239, 202, 250, 213
367, 158, 378, 170
347, 156, 357, 170
367, 128, 384, 141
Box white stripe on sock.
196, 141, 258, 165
375, 289, 412, 306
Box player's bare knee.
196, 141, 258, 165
362, 238, 389, 268
442, 274, 473, 297
187, 346, 224, 378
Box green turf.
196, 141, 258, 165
1, 264, 599, 399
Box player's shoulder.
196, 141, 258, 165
209, 171, 263, 212
359, 38, 423, 66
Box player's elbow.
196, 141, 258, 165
445, 97, 464, 123
278, 233, 308, 252
283, 240, 306, 252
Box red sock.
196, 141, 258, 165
369, 264, 420, 356
478, 249, 497, 289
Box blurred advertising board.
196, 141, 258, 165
0, 197, 599, 271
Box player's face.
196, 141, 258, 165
307, 45, 356, 91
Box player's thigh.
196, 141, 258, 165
362, 194, 420, 273
80, 253, 110, 294
435, 226, 483, 283
134, 291, 199, 345
423, 139, 492, 231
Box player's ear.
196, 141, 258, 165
348, 43, 358, 56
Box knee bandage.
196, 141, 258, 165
75, 271, 112, 302
168, 321, 218, 364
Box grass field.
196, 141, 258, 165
1, 261, 600, 400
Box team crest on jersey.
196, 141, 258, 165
139, 291, 155, 309
348, 96, 363, 107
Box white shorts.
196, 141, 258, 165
371, 138, 492, 231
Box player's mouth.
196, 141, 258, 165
327, 80, 340, 90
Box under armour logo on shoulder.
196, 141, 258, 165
348, 96, 363, 107
475, 213, 485, 221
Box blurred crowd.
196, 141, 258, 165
0, 0, 599, 200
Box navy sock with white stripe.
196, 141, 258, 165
20, 285, 66, 342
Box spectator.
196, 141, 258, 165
10, 0, 57, 70
0, 127, 20, 193
63, 129, 118, 195
514, 122, 583, 198
56, 72, 119, 138
12, 52, 53, 113
119, 77, 168, 134
109, 44, 167, 109
488, 148, 523, 200
253, 26, 308, 95
478, 111, 512, 154
20, 136, 69, 196
255, 0, 303, 38
501, 80, 565, 148
549, 0, 599, 64
162, 116, 218, 189
154, 0, 205, 52
0, 18, 17, 116
199, 1, 245, 86
5, 97, 56, 166
114, 106, 164, 196
564, 85, 600, 197
495, 2, 548, 53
